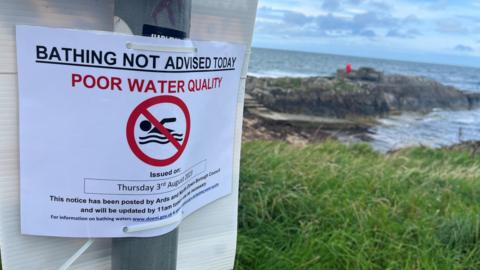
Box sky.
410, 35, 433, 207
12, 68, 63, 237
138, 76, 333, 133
252, 0, 480, 67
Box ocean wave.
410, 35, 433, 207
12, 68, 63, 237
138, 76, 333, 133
139, 134, 183, 140
248, 70, 319, 78
139, 138, 184, 145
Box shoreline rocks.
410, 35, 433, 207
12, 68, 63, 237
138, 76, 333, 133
246, 67, 480, 119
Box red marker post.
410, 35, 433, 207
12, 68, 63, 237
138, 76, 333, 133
346, 63, 352, 74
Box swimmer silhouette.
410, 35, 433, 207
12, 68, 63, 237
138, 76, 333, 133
138, 118, 184, 145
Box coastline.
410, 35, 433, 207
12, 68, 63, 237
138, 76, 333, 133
243, 68, 480, 150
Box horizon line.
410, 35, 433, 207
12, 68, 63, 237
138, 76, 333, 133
251, 46, 480, 70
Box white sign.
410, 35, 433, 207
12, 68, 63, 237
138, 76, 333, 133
16, 25, 245, 238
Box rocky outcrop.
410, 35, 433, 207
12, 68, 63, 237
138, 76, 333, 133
467, 93, 480, 109
446, 140, 480, 157
337, 67, 384, 82
246, 68, 480, 118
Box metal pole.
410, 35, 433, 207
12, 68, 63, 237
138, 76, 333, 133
112, 1, 191, 269
112, 233, 179, 270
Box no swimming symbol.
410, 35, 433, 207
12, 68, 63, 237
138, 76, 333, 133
126, 96, 191, 167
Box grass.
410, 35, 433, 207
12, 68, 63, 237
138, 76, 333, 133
270, 77, 303, 89
235, 140, 480, 270
332, 79, 358, 92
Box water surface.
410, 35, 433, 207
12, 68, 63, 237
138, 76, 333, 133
249, 47, 480, 150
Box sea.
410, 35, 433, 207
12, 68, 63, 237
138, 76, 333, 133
249, 47, 480, 151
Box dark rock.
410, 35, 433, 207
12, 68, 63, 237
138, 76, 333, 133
337, 67, 384, 82
447, 140, 480, 157
246, 68, 478, 118
466, 93, 480, 109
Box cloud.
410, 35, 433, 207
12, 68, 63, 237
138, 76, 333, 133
257, 6, 282, 20
256, 5, 424, 41
283, 10, 311, 25
352, 11, 397, 29
316, 13, 352, 31
322, 0, 341, 11
403, 15, 421, 25
436, 20, 469, 34
457, 15, 480, 23
369, 1, 392, 11
426, 0, 449, 10
357, 29, 376, 38
454, 44, 474, 53
386, 28, 421, 39
348, 0, 367, 4
406, 29, 421, 36
253, 0, 480, 67
315, 11, 399, 35
454, 44, 474, 52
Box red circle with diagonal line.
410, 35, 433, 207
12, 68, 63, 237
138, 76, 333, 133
126, 96, 190, 167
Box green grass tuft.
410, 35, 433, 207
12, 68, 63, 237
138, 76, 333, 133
332, 80, 358, 92
235, 141, 480, 270
270, 77, 303, 89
